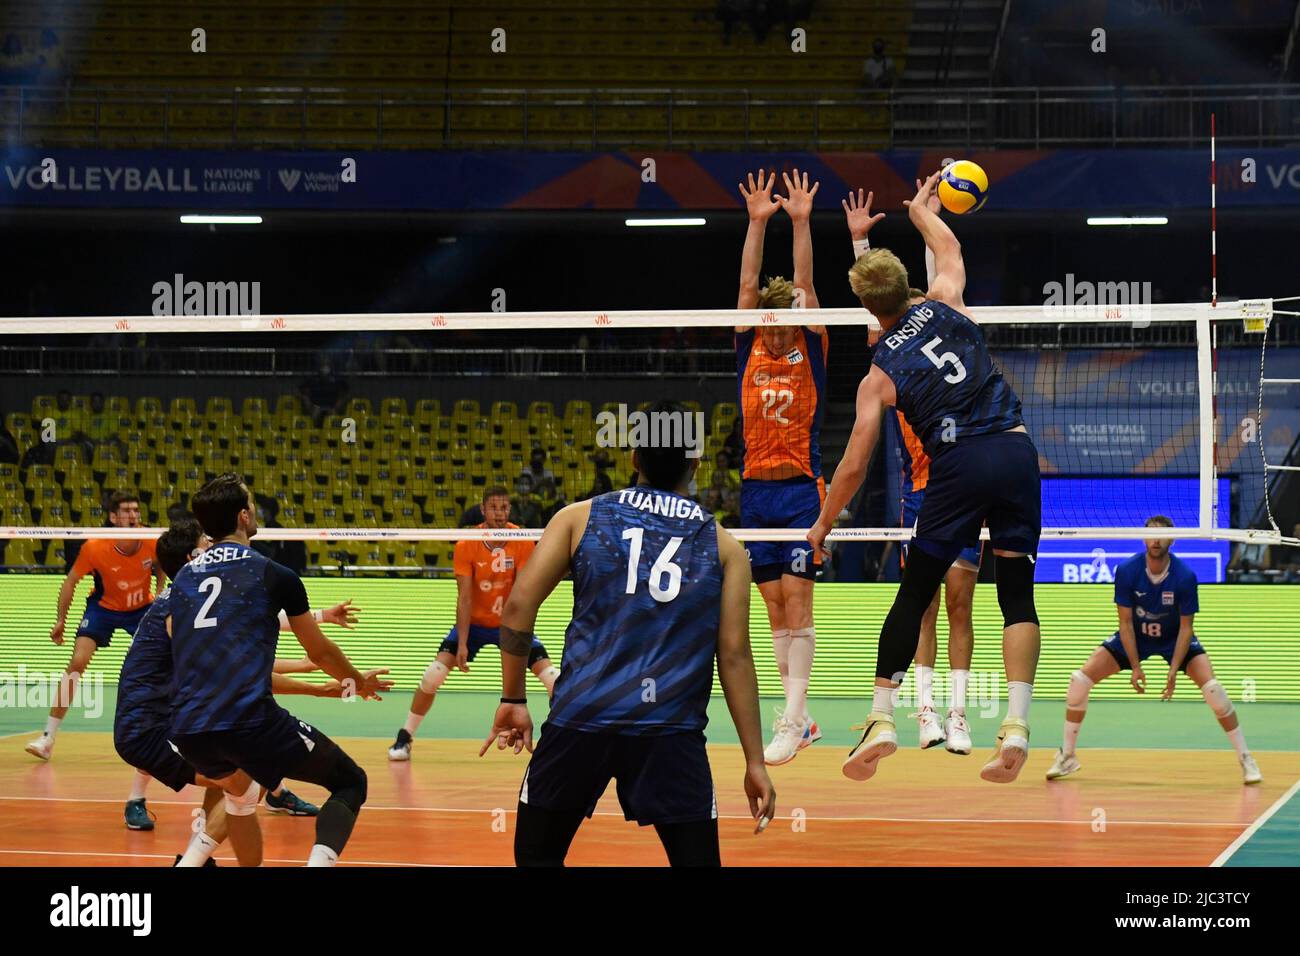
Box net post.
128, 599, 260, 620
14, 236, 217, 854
1197, 311, 1215, 532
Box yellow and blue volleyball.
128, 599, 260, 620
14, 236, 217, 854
937, 160, 989, 215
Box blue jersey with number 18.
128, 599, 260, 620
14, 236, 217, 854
1113, 552, 1199, 643
872, 299, 1023, 458
546, 488, 722, 736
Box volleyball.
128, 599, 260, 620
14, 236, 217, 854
937, 159, 989, 214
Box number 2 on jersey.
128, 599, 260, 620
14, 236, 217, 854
622, 527, 683, 603
921, 336, 967, 384
760, 387, 794, 424
194, 576, 222, 630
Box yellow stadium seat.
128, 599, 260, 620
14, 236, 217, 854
3, 539, 39, 569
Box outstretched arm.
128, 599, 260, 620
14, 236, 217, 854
737, 168, 781, 315
905, 171, 966, 313
779, 168, 820, 312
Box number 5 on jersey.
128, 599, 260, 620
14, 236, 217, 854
921, 335, 967, 384
623, 527, 683, 603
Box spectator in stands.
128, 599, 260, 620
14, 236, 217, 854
19, 434, 57, 469
251, 497, 306, 575
535, 476, 567, 523
299, 361, 348, 423
713, 449, 740, 492
520, 447, 554, 488
0, 412, 18, 464
716, 0, 745, 44
862, 38, 896, 88
722, 418, 742, 466
584, 449, 615, 499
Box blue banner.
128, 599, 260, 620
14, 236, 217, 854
2, 147, 1297, 211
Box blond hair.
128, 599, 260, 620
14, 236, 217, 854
848, 248, 911, 320
757, 275, 796, 310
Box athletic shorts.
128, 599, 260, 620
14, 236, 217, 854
114, 723, 197, 793
914, 431, 1041, 563
1100, 631, 1207, 672
438, 624, 549, 666
740, 476, 824, 583
520, 724, 717, 826
76, 602, 149, 647
171, 706, 327, 792
902, 489, 981, 570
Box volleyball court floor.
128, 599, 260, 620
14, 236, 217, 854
1, 694, 1296, 867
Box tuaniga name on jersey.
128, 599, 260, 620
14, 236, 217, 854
617, 489, 707, 521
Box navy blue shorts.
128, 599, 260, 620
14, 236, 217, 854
114, 724, 197, 793
914, 431, 1041, 563
76, 602, 149, 647
171, 706, 326, 792
1101, 631, 1207, 672
438, 624, 549, 665
740, 476, 823, 583
520, 724, 717, 826
902, 489, 982, 569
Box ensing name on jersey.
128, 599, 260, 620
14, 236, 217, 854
547, 488, 722, 735
872, 300, 1023, 458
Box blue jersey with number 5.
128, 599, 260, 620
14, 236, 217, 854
547, 488, 722, 736
872, 299, 1023, 458
1114, 552, 1198, 643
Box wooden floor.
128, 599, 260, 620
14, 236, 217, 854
1, 731, 1295, 867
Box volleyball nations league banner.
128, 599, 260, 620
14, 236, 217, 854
2, 147, 1299, 211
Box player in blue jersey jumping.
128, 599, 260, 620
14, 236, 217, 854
809, 170, 1042, 785
1045, 515, 1262, 785
480, 401, 777, 866
167, 475, 392, 867
113, 516, 379, 865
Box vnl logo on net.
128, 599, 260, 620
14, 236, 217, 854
595, 404, 707, 459
0, 668, 103, 719
1042, 274, 1154, 326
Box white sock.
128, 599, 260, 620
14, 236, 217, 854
128, 770, 150, 802
1063, 720, 1082, 755
177, 830, 220, 867
771, 628, 792, 703
786, 628, 815, 722
872, 684, 895, 718
403, 711, 425, 736
915, 665, 934, 711
44, 715, 63, 738
307, 844, 339, 867
1006, 681, 1033, 722
949, 669, 969, 714
1227, 727, 1248, 759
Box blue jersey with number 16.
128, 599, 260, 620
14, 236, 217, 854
546, 488, 722, 736
872, 299, 1023, 458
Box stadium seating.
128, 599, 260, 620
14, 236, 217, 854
3, 0, 913, 149
1, 391, 742, 574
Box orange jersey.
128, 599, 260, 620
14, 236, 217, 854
452, 524, 536, 629
72, 538, 157, 612
892, 409, 931, 493
736, 327, 828, 480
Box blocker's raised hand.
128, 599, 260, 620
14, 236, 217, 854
778, 167, 820, 222
739, 168, 781, 222
842, 188, 886, 240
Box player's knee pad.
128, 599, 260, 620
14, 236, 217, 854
1201, 679, 1234, 719
994, 555, 1039, 628
223, 779, 261, 817
1066, 670, 1094, 710
420, 660, 449, 695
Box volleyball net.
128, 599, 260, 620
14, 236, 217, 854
0, 299, 1297, 584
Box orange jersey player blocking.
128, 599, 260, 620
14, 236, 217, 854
388, 486, 559, 760
845, 185, 979, 756
26, 489, 167, 831
735, 167, 828, 766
